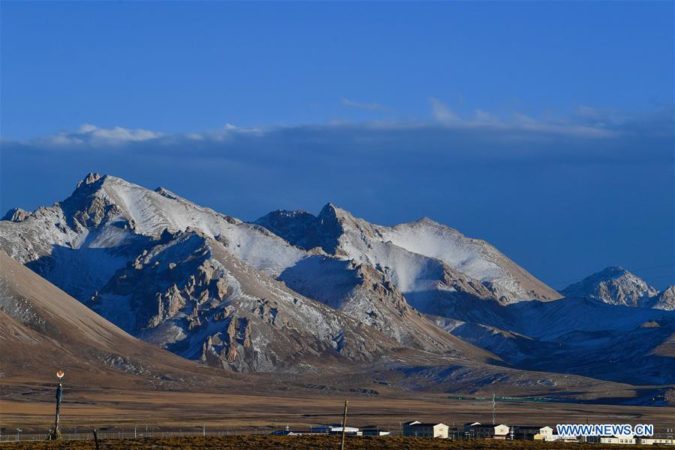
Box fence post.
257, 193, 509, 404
92, 429, 100, 450
340, 400, 349, 450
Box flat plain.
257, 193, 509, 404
2, 381, 675, 435
0, 436, 667, 450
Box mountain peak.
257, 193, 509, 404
410, 216, 443, 227
256, 208, 313, 222
596, 266, 628, 277
61, 173, 128, 229
318, 202, 348, 219
254, 203, 348, 254
652, 286, 675, 311
562, 266, 658, 307
1, 207, 30, 223
76, 172, 105, 189
70, 173, 127, 200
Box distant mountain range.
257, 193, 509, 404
0, 249, 236, 390
1, 173, 673, 402
562, 266, 673, 310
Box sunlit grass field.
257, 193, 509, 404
0, 436, 659, 450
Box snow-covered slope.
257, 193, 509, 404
562, 266, 659, 307
0, 174, 306, 297
430, 294, 675, 385
0, 174, 468, 371
0, 249, 225, 387
95, 229, 402, 372
70, 173, 307, 275
278, 255, 467, 352
381, 218, 560, 301
257, 204, 560, 303
3, 173, 673, 390
651, 286, 675, 311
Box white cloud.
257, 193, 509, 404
41, 124, 163, 147
429, 98, 617, 138
183, 123, 263, 142
13, 102, 669, 152
32, 123, 269, 147
341, 98, 388, 112
430, 97, 461, 124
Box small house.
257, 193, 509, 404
463, 422, 510, 439
310, 424, 361, 436
638, 437, 675, 445
360, 426, 390, 437
511, 425, 541, 440
402, 421, 449, 438
493, 424, 511, 440
534, 426, 559, 442
271, 429, 311, 436
464, 422, 489, 438
600, 435, 636, 445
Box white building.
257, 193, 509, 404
402, 421, 449, 438
638, 437, 675, 445
310, 425, 361, 436
600, 435, 636, 445
463, 422, 510, 439
493, 424, 510, 439
361, 427, 390, 437
534, 426, 560, 442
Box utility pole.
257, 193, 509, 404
93, 429, 100, 450
340, 400, 349, 450
50, 370, 65, 440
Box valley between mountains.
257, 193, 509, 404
1, 173, 673, 406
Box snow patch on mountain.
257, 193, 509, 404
650, 286, 675, 311
3, 173, 672, 387
258, 203, 559, 303
562, 266, 659, 307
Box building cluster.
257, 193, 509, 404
273, 422, 675, 445
590, 436, 675, 446
272, 424, 390, 437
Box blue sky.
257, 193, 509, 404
1, 1, 673, 289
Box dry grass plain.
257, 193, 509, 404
2, 381, 675, 436
0, 436, 667, 450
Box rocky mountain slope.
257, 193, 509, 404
440, 296, 675, 385
651, 286, 675, 311
6, 246, 622, 403
432, 266, 675, 385
257, 205, 561, 304
1, 173, 673, 392
561, 266, 661, 307
0, 174, 476, 373
0, 249, 234, 389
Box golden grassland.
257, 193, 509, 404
2, 383, 675, 435
0, 436, 667, 450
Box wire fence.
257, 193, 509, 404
0, 428, 272, 444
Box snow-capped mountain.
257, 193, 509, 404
256, 207, 674, 385
428, 266, 675, 385
0, 174, 469, 372
1, 249, 633, 402
257, 204, 561, 304
0, 249, 226, 388
2, 173, 673, 390
561, 266, 660, 307
651, 286, 675, 311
